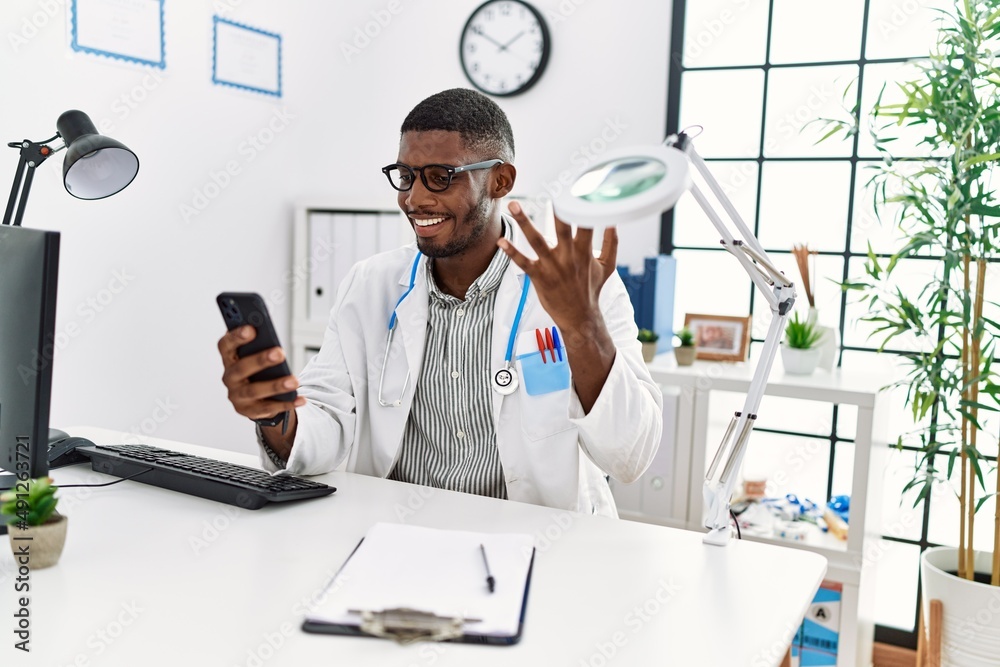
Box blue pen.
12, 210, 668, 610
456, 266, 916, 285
551, 326, 563, 362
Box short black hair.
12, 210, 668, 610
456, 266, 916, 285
401, 88, 514, 162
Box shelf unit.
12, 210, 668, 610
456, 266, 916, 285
634, 356, 892, 667
290, 203, 406, 373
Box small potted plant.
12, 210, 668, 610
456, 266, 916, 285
674, 326, 696, 366
637, 328, 659, 363
781, 312, 822, 375
1, 477, 67, 569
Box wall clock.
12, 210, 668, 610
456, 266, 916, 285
459, 0, 551, 97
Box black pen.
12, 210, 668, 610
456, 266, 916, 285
479, 543, 495, 593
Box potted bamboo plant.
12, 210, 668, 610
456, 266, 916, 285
817, 2, 1000, 661
1, 477, 67, 569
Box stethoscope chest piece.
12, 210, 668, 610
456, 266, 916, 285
493, 365, 518, 395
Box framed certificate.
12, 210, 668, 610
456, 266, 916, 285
70, 0, 166, 69
212, 17, 282, 97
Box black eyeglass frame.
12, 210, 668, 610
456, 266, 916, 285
381, 159, 504, 192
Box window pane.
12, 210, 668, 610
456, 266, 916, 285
682, 0, 769, 68
872, 540, 921, 631
865, 0, 950, 60
672, 249, 751, 329
673, 161, 759, 248
758, 161, 851, 252
770, 0, 864, 64
755, 394, 836, 437
857, 61, 943, 158
927, 465, 998, 553
830, 441, 855, 499
878, 448, 926, 541
842, 257, 939, 352
764, 65, 859, 158
720, 429, 832, 502
680, 69, 765, 158
849, 161, 914, 254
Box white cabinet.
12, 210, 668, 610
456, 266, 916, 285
290, 204, 406, 373
618, 356, 891, 667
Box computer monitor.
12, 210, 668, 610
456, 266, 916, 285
0, 225, 60, 489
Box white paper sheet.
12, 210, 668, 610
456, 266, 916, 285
306, 523, 536, 638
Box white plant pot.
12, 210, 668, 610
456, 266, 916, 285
921, 546, 1000, 667
780, 345, 821, 375
807, 308, 839, 371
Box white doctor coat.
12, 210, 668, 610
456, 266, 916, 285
260, 232, 663, 517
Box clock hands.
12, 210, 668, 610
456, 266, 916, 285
499, 30, 525, 51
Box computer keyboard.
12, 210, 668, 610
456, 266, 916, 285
79, 444, 335, 509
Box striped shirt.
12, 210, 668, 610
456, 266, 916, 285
388, 221, 512, 498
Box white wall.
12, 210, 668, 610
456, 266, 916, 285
0, 0, 671, 452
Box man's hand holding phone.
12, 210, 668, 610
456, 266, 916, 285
217, 292, 306, 459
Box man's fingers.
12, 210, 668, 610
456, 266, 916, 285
223, 346, 286, 386
218, 325, 255, 364
599, 226, 619, 272
572, 225, 594, 256
246, 396, 306, 421
497, 238, 534, 274
553, 212, 573, 247
507, 201, 552, 259
231, 373, 299, 404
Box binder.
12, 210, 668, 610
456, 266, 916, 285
330, 212, 356, 298
302, 523, 536, 645
307, 211, 334, 323
354, 211, 379, 263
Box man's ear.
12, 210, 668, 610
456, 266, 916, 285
490, 162, 517, 199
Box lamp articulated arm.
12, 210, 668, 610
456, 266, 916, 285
3, 135, 62, 227
665, 131, 797, 547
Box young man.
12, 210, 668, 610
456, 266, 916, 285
217, 88, 662, 516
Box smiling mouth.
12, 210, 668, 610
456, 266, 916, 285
411, 216, 447, 227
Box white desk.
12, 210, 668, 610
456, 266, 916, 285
645, 357, 891, 667
1, 427, 826, 667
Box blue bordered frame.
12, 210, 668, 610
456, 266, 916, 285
211, 16, 283, 98
70, 0, 166, 69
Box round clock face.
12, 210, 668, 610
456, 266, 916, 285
460, 0, 551, 97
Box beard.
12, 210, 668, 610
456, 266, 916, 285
416, 197, 492, 259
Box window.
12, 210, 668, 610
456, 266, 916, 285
665, 0, 969, 649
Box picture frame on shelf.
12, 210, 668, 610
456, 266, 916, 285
683, 313, 751, 362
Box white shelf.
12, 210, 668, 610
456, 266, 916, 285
618, 354, 895, 667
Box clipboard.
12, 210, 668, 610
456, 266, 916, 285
302, 523, 536, 645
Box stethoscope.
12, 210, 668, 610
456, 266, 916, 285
377, 252, 532, 407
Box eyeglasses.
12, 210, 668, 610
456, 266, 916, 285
381, 159, 504, 193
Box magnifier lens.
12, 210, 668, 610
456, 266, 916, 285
569, 158, 667, 203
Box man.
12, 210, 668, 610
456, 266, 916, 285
218, 88, 662, 516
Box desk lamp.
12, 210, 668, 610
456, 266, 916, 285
3, 109, 139, 227
554, 128, 796, 546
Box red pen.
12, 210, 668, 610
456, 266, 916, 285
535, 328, 548, 363
544, 328, 556, 363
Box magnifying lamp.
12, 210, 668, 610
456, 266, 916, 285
3, 109, 140, 227
553, 128, 797, 547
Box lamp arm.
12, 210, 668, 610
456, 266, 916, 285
3, 136, 62, 227
666, 132, 797, 546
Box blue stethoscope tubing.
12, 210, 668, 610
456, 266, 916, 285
377, 251, 531, 407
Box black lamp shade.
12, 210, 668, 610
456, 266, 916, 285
56, 110, 139, 200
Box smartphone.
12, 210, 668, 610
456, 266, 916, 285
216, 292, 296, 402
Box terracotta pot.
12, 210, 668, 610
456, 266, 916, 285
674, 346, 696, 366
641, 341, 658, 363
7, 514, 68, 569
